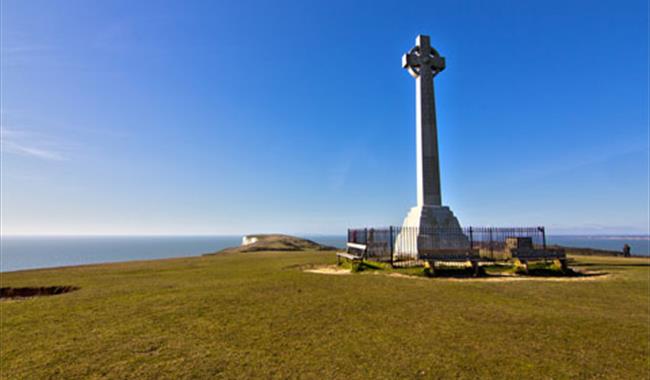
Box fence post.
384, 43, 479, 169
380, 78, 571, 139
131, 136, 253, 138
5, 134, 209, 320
489, 227, 494, 258
540, 226, 547, 250
389, 226, 394, 267
469, 227, 474, 250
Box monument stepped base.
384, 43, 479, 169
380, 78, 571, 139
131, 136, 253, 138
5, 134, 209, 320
394, 205, 470, 259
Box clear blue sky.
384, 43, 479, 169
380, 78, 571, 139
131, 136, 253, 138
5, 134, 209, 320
1, 0, 648, 235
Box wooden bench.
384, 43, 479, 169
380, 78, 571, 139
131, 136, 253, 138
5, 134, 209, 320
513, 248, 568, 274
424, 258, 482, 277
418, 248, 480, 261
346, 242, 367, 253
512, 248, 566, 260
336, 251, 363, 265
418, 248, 482, 276
336, 242, 367, 265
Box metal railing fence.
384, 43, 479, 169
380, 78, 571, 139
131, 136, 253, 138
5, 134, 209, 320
347, 226, 547, 264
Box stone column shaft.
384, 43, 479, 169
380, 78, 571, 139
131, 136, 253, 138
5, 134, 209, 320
416, 69, 442, 206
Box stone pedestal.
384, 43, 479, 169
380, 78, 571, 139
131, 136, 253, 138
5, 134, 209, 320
394, 205, 470, 259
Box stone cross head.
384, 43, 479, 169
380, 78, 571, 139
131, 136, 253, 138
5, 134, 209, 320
402, 35, 445, 78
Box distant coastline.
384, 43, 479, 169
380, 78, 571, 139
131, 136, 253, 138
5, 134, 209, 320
1, 234, 648, 273
551, 235, 649, 240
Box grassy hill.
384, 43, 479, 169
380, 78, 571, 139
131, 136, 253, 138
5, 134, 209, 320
1, 252, 649, 379
206, 234, 336, 254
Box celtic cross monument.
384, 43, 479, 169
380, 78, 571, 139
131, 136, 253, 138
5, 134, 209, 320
396, 35, 469, 258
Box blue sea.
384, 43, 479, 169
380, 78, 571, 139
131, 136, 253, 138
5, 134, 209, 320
1, 235, 648, 272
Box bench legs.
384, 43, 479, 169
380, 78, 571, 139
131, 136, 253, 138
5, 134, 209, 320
424, 260, 482, 277
471, 261, 480, 277
555, 258, 568, 273
424, 261, 436, 277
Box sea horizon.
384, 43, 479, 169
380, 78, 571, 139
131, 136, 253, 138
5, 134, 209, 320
3, 232, 649, 238
1, 233, 648, 273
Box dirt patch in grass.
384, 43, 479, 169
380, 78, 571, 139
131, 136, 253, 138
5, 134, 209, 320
303, 266, 351, 275
387, 271, 611, 282
1, 286, 79, 299
304, 265, 610, 282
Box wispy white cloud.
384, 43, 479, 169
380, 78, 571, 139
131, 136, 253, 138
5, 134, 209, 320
2, 140, 64, 160
0, 128, 66, 161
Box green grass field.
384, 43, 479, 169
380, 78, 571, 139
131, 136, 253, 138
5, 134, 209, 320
2, 252, 649, 379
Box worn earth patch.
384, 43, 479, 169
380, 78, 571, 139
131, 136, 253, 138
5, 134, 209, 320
303, 265, 610, 282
